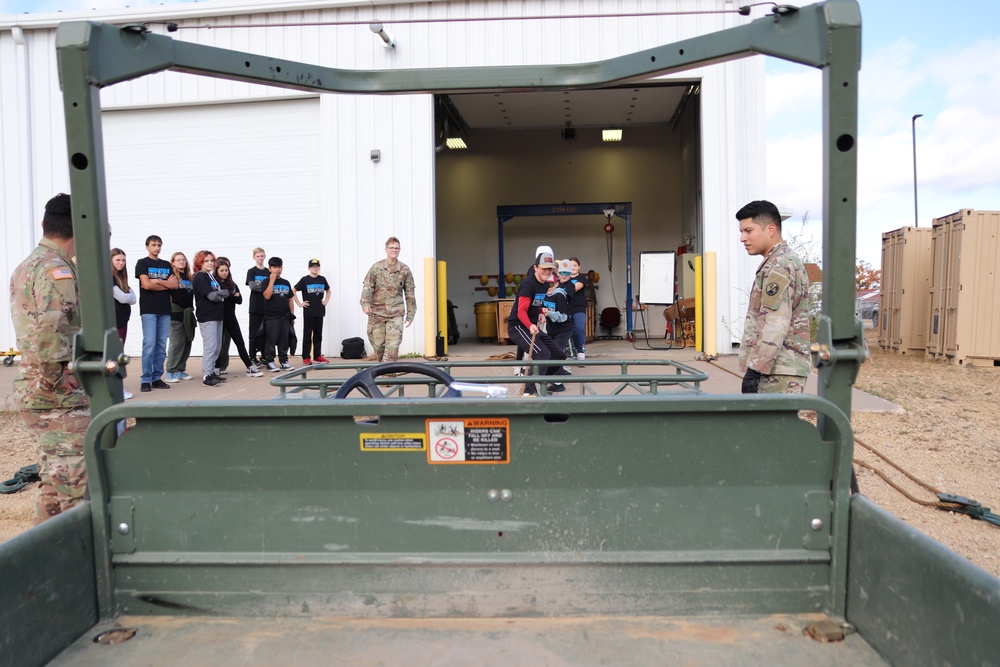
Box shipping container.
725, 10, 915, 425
878, 226, 933, 353
926, 210, 1000, 366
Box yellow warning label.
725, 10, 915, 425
360, 433, 426, 452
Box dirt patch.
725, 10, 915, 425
852, 333, 1000, 578
2, 340, 998, 579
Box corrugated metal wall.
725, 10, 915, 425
1, 0, 762, 355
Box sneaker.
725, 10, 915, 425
164, 372, 180, 383
203, 375, 222, 387
216, 368, 228, 375
302, 358, 312, 366
523, 386, 537, 397
267, 362, 280, 372
314, 355, 329, 363
577, 352, 585, 361
151, 379, 171, 389
140, 383, 151, 392
176, 371, 193, 381
547, 382, 566, 392
514, 367, 525, 377
123, 389, 134, 400
211, 374, 228, 383
246, 364, 264, 378
280, 362, 294, 371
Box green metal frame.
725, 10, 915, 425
270, 358, 709, 398
53, 0, 864, 624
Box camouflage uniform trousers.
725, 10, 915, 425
367, 313, 405, 363
19, 406, 90, 524
758, 374, 807, 394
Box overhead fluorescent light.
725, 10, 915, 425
603, 128, 623, 142
446, 137, 468, 149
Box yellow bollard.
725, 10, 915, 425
437, 261, 448, 355
704, 252, 717, 358
694, 255, 703, 352
423, 257, 437, 358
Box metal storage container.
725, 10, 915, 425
926, 209, 1000, 366
878, 226, 933, 353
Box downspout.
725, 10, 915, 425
11, 26, 37, 244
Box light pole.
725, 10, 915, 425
912, 114, 923, 227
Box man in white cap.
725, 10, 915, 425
506, 252, 567, 396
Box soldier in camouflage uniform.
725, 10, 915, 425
9, 193, 91, 523
735, 200, 811, 394
360, 237, 417, 362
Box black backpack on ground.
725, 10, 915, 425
341, 337, 366, 359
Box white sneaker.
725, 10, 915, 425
247, 364, 263, 378
280, 362, 294, 371
577, 352, 585, 361
514, 366, 524, 377
122, 389, 133, 400
267, 362, 280, 372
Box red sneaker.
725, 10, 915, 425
314, 355, 329, 363
302, 358, 312, 365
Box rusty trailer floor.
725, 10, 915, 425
50, 614, 889, 666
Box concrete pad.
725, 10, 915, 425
0, 339, 902, 413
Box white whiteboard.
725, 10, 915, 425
638, 251, 675, 305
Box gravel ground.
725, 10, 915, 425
2, 338, 998, 579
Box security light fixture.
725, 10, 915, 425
369, 22, 395, 48
445, 137, 467, 150
603, 128, 623, 142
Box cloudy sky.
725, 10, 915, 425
4, 0, 998, 267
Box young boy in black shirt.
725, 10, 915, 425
293, 259, 331, 365
262, 256, 295, 372
506, 252, 566, 395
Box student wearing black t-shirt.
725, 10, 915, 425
568, 257, 591, 360
164, 252, 195, 383
192, 250, 230, 387
245, 247, 269, 364
506, 253, 566, 396
262, 256, 295, 372
135, 235, 178, 392
293, 259, 332, 365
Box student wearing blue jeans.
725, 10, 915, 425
134, 235, 178, 392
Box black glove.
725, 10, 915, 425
741, 368, 761, 394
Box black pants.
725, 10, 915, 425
301, 315, 324, 359
248, 312, 264, 360
263, 316, 289, 364
509, 323, 565, 392
217, 309, 252, 370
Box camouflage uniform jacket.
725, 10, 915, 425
10, 237, 89, 410
738, 241, 811, 377
360, 259, 417, 323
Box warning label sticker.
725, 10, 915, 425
426, 418, 510, 464
359, 433, 426, 452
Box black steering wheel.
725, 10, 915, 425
334, 362, 461, 399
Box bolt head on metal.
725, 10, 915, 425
487, 489, 500, 502
499, 489, 513, 502
105, 360, 119, 374
810, 518, 824, 531
117, 522, 130, 535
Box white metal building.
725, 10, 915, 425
1, 0, 765, 359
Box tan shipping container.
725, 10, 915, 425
926, 209, 1000, 366
879, 226, 933, 353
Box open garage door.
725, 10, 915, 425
101, 98, 322, 358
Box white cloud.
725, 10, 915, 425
766, 35, 1000, 267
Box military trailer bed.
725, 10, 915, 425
3, 3, 1000, 666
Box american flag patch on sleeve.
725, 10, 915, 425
49, 267, 74, 280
